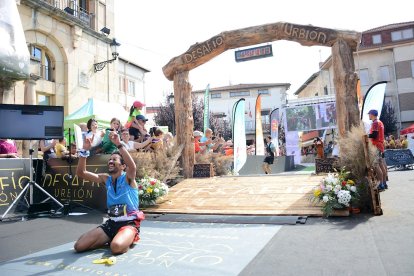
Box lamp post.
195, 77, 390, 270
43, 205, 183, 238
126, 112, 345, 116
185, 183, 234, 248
168, 93, 175, 135
93, 38, 121, 72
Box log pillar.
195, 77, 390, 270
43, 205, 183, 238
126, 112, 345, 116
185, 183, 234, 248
332, 39, 360, 137
173, 71, 194, 178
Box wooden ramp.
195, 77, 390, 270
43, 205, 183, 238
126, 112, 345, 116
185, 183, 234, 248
144, 174, 336, 217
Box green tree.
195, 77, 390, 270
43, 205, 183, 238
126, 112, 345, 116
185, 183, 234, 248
380, 101, 397, 136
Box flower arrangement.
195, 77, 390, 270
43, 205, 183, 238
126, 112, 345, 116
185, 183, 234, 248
137, 176, 169, 207
309, 168, 359, 217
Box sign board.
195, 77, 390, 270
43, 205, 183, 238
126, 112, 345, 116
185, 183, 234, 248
315, 157, 339, 174
235, 45, 273, 62
384, 149, 414, 167
193, 163, 214, 178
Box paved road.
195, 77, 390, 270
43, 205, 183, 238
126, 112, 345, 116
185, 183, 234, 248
0, 169, 413, 275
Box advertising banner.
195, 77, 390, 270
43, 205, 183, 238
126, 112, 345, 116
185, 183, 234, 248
286, 102, 336, 132
203, 84, 210, 133
233, 99, 247, 173
270, 108, 279, 156
255, 95, 265, 155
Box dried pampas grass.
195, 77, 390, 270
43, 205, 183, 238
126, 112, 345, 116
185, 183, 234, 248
131, 138, 183, 185
338, 123, 379, 180
195, 152, 233, 176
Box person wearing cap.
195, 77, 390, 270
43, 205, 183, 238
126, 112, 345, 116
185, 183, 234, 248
125, 101, 145, 129
367, 109, 388, 191
129, 114, 150, 142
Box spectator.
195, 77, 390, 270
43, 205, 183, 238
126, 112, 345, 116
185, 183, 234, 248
39, 139, 57, 161
61, 142, 78, 160
314, 137, 325, 159
0, 139, 19, 158
331, 141, 340, 158
150, 128, 164, 152
55, 138, 69, 158
193, 130, 203, 154
367, 109, 388, 191
163, 132, 174, 151
125, 101, 145, 129
120, 128, 151, 152
129, 114, 150, 142
101, 118, 122, 154
85, 118, 104, 155
401, 135, 408, 149
200, 128, 224, 153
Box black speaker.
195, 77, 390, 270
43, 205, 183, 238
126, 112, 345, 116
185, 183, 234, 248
0, 104, 64, 140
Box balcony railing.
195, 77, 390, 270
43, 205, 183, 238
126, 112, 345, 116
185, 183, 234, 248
40, 0, 92, 27
30, 59, 54, 82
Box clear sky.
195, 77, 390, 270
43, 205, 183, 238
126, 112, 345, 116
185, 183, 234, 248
114, 0, 413, 106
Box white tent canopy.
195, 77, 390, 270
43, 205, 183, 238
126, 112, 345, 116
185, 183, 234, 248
64, 98, 129, 130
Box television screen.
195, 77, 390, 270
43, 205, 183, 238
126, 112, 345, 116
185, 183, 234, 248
0, 104, 64, 140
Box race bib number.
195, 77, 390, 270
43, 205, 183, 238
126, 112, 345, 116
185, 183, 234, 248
108, 204, 127, 217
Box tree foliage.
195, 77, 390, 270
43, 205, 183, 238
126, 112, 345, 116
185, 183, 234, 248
379, 101, 397, 135
153, 94, 232, 140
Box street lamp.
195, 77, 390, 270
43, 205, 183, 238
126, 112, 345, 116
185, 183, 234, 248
168, 93, 175, 134
93, 38, 121, 72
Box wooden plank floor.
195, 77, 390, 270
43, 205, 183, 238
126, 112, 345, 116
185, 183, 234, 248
143, 174, 333, 216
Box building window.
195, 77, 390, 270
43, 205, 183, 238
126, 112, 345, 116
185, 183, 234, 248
359, 69, 369, 86
119, 76, 126, 92
211, 93, 221, 99
230, 91, 250, 97
37, 94, 51, 106
31, 46, 42, 60
372, 34, 382, 44
261, 110, 270, 125
379, 66, 390, 82
128, 80, 135, 96
324, 85, 328, 95
411, 60, 414, 78
258, 89, 269, 95
44, 54, 52, 81
28, 45, 54, 81
391, 28, 414, 41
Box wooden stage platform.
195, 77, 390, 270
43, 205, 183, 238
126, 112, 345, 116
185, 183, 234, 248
144, 174, 339, 217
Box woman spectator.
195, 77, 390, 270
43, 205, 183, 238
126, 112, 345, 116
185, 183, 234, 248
85, 118, 104, 155
0, 139, 19, 158
101, 118, 122, 154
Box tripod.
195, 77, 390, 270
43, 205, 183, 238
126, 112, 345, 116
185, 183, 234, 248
1, 141, 64, 220
63, 128, 92, 215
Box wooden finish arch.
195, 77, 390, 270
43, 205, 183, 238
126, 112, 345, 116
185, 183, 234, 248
163, 22, 361, 178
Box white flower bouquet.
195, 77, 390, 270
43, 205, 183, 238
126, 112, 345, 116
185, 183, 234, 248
137, 176, 169, 207
309, 168, 359, 216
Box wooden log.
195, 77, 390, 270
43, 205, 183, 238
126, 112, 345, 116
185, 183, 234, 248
332, 39, 360, 137
362, 134, 382, 215
173, 71, 194, 178
163, 22, 361, 80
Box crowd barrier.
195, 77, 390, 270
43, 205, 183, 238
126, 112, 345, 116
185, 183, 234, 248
0, 156, 109, 214
384, 149, 414, 169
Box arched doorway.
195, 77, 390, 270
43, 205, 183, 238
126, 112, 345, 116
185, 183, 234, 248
163, 22, 361, 178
